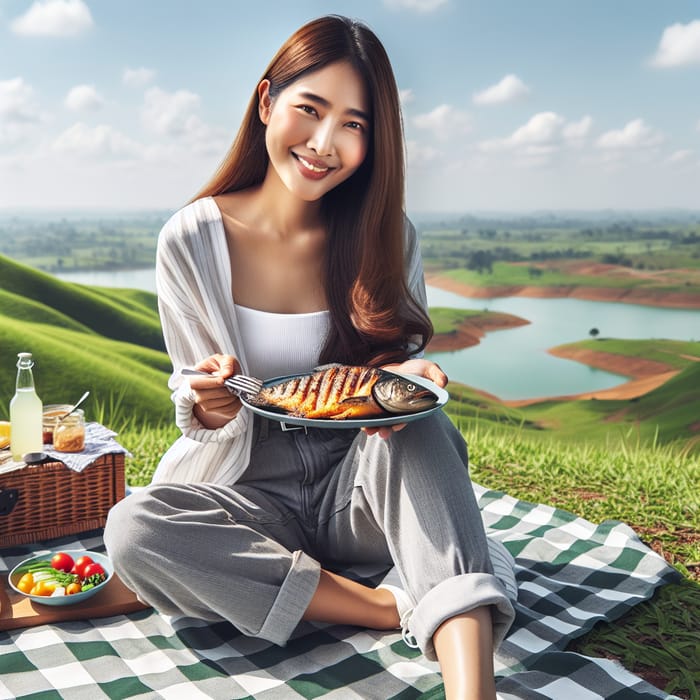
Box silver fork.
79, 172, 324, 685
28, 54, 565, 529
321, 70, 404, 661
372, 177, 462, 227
180, 368, 264, 397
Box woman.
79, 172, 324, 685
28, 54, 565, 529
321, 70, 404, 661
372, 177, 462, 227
105, 15, 516, 699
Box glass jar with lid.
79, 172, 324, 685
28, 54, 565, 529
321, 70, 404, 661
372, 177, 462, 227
53, 409, 85, 452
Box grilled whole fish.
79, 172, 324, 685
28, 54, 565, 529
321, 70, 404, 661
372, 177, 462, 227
244, 365, 439, 420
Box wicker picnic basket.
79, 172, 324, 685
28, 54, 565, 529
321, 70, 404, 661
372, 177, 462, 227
0, 453, 125, 548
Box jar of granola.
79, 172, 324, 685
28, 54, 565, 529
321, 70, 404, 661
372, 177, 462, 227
53, 409, 85, 452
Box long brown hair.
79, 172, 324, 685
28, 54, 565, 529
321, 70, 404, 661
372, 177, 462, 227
193, 15, 432, 365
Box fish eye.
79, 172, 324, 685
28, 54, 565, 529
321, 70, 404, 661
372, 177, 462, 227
407, 383, 416, 391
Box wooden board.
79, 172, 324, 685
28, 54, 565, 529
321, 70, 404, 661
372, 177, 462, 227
0, 572, 149, 631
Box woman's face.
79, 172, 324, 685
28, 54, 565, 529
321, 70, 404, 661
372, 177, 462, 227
259, 61, 371, 202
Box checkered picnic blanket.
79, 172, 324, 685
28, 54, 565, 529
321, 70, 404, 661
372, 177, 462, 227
0, 483, 682, 699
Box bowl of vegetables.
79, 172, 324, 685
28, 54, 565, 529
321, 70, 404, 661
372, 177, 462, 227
9, 550, 112, 606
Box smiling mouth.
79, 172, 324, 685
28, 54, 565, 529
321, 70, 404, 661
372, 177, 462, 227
293, 153, 333, 174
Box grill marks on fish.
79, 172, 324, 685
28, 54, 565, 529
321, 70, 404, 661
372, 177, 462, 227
248, 365, 387, 420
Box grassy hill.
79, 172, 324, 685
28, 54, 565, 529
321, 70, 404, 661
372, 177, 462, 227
0, 254, 172, 426
443, 357, 700, 454
517, 362, 700, 448
0, 255, 164, 350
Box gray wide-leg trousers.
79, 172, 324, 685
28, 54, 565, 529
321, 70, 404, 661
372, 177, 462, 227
105, 411, 515, 660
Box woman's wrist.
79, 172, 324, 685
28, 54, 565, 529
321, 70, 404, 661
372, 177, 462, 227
193, 402, 240, 430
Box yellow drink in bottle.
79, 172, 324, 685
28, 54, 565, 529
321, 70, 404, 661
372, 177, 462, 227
10, 352, 43, 461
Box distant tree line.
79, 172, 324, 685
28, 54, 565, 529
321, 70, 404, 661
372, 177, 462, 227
0, 216, 163, 272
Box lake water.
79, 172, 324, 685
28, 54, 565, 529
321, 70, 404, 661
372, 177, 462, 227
56, 268, 158, 293
426, 287, 699, 399
55, 268, 700, 400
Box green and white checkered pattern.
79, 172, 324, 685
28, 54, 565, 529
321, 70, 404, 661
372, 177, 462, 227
0, 484, 682, 699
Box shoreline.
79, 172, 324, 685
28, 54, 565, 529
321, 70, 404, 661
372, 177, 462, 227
426, 272, 697, 404
425, 272, 700, 311
426, 311, 528, 352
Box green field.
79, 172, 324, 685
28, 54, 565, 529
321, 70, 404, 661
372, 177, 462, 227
417, 214, 700, 266
0, 212, 167, 273
432, 261, 700, 296
418, 214, 700, 300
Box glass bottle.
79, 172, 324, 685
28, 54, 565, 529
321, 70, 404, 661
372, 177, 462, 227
10, 352, 43, 461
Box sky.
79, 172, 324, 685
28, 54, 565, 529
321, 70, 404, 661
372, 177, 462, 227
1, 0, 699, 214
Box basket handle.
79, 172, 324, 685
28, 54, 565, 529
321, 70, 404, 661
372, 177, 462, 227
0, 488, 19, 516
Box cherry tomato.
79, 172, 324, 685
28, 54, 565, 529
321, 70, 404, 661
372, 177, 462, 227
65, 582, 82, 595
17, 572, 34, 593
73, 555, 94, 577
82, 562, 105, 579
50, 551, 75, 573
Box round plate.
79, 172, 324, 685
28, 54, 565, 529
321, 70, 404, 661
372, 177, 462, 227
240, 371, 449, 429
9, 549, 112, 606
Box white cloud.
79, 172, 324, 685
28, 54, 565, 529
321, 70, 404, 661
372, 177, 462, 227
399, 88, 415, 105
10, 0, 93, 37
0, 77, 41, 122
64, 84, 104, 111
477, 112, 592, 162
52, 122, 140, 159
383, 0, 448, 12
595, 119, 664, 150
142, 87, 201, 136
0, 77, 44, 146
406, 140, 439, 167
473, 74, 530, 105
123, 67, 156, 87
140, 87, 229, 157
563, 115, 593, 144
667, 149, 694, 164
479, 111, 561, 154
650, 20, 700, 67
510, 112, 564, 146
412, 104, 471, 139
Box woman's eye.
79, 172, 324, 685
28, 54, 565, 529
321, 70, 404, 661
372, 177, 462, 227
298, 104, 317, 116
346, 121, 364, 131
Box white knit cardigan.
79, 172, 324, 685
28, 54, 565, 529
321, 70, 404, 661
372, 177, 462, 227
152, 196, 429, 486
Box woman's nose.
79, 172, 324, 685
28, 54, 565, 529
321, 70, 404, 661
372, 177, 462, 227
307, 119, 334, 156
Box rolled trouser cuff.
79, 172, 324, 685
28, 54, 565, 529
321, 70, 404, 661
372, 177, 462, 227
257, 550, 321, 646
409, 573, 516, 661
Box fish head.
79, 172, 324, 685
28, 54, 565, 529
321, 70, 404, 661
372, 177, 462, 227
372, 374, 439, 414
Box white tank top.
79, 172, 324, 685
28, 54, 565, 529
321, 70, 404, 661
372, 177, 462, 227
234, 304, 331, 380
